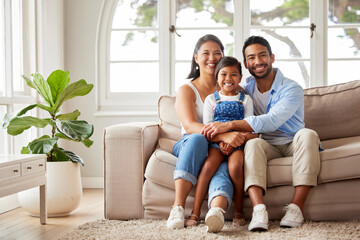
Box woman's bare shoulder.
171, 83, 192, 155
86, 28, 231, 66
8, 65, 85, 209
177, 83, 195, 98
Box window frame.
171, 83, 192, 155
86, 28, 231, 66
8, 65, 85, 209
96, 0, 360, 116
0, 0, 37, 154
96, 0, 170, 116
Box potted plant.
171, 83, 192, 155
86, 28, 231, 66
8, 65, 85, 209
2, 69, 94, 216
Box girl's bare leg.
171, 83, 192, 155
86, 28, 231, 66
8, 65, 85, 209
228, 149, 246, 225
191, 148, 224, 217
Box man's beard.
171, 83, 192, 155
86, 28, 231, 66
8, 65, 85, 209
249, 64, 272, 79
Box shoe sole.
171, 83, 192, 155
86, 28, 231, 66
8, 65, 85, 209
205, 215, 224, 233
280, 220, 303, 228
248, 222, 268, 231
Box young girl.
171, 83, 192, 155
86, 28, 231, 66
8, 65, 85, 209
185, 56, 255, 228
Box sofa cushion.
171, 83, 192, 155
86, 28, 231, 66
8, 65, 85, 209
267, 136, 360, 187
158, 96, 181, 142
318, 136, 360, 183
144, 149, 177, 190
304, 80, 360, 141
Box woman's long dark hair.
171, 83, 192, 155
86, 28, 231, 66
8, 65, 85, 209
187, 34, 225, 80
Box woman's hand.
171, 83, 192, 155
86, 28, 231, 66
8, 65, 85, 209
202, 122, 231, 139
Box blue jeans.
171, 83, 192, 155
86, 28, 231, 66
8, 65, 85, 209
173, 133, 233, 210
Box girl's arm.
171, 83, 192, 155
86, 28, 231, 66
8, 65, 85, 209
203, 95, 214, 125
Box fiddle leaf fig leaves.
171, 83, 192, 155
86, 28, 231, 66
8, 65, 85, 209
2, 69, 94, 166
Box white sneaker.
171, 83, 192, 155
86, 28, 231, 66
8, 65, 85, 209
280, 203, 304, 228
166, 206, 185, 229
205, 207, 225, 233
248, 204, 269, 231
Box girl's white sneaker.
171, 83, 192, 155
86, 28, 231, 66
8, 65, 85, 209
205, 207, 225, 233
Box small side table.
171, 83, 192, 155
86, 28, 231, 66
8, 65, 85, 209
0, 154, 47, 224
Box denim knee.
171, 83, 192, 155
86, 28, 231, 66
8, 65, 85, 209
208, 160, 233, 211
173, 134, 209, 185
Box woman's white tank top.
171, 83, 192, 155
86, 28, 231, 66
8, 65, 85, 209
180, 82, 204, 136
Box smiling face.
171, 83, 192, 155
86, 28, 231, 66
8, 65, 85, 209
217, 65, 242, 96
244, 43, 275, 79
194, 41, 224, 76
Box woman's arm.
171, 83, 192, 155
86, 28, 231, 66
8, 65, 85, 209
175, 84, 204, 134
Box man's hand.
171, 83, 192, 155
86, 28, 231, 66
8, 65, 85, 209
219, 142, 234, 155
202, 122, 231, 139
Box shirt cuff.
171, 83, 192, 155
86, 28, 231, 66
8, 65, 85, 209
244, 116, 264, 133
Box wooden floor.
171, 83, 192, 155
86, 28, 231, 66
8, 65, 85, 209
0, 188, 104, 240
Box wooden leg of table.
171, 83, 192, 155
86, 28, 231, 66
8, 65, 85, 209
40, 184, 47, 224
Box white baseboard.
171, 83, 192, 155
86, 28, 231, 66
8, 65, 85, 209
0, 194, 20, 214
81, 177, 104, 189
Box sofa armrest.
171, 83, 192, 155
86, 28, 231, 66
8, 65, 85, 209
103, 122, 159, 219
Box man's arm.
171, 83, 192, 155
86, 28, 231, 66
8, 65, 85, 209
202, 83, 303, 138
245, 84, 303, 133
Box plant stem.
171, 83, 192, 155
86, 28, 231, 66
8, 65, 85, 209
49, 114, 57, 162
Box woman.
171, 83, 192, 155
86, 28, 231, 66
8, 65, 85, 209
166, 34, 247, 232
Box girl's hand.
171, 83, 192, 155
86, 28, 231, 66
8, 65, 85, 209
220, 131, 246, 148
219, 142, 234, 155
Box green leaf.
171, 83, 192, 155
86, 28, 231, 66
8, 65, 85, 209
51, 147, 70, 162
6, 116, 53, 135
55, 132, 72, 140
55, 120, 94, 141
54, 147, 84, 165
56, 110, 80, 121
17, 104, 39, 116
81, 138, 94, 148
27, 135, 58, 154
2, 113, 15, 129
22, 75, 37, 90
47, 70, 70, 104
32, 73, 54, 106
52, 79, 93, 114
2, 104, 52, 129
17, 103, 52, 116
21, 146, 30, 154
55, 132, 93, 148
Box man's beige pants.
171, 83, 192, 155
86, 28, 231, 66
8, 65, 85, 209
244, 128, 321, 192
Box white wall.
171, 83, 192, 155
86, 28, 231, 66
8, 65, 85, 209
63, 0, 158, 187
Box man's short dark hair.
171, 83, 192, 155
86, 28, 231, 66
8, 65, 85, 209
242, 36, 273, 62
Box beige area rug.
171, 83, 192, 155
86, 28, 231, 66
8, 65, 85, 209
60, 219, 360, 240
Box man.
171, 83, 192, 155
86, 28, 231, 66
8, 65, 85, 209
202, 35, 320, 231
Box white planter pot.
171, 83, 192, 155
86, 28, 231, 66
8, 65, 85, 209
18, 161, 83, 217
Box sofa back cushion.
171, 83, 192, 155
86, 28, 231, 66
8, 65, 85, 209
158, 80, 360, 143
158, 95, 181, 142
304, 80, 360, 141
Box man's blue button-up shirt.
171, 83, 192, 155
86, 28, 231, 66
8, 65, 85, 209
241, 68, 305, 137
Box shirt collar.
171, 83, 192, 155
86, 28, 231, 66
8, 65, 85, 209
269, 68, 284, 93
246, 68, 284, 91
